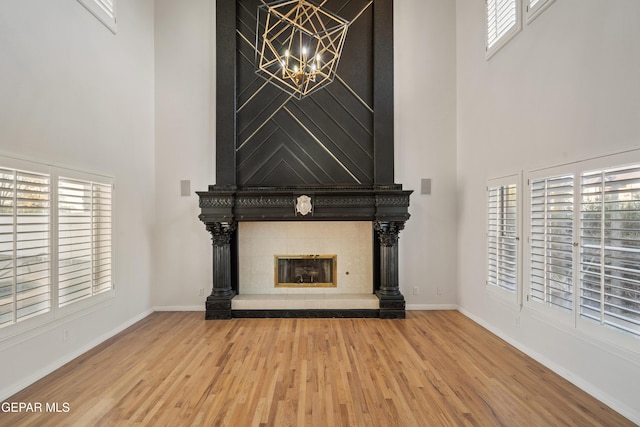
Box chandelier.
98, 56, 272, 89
255, 0, 349, 99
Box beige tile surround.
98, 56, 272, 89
235, 221, 377, 310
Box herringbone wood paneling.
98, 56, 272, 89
236, 0, 374, 186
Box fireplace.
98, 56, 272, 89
198, 0, 410, 319
198, 186, 411, 319
275, 255, 337, 288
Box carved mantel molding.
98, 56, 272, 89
374, 220, 405, 247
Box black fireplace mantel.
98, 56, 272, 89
197, 184, 412, 319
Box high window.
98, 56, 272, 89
77, 0, 117, 33
0, 156, 113, 334
526, 0, 556, 23
486, 0, 522, 58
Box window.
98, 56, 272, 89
487, 178, 519, 294
0, 168, 51, 327
526, 0, 556, 24
530, 174, 574, 312
77, 0, 117, 34
58, 177, 113, 307
580, 165, 640, 337
0, 156, 113, 334
486, 0, 522, 59
527, 156, 640, 340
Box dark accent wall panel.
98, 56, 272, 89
235, 0, 374, 186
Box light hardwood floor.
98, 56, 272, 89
0, 311, 634, 426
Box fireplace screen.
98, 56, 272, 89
275, 255, 337, 288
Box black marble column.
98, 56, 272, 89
374, 220, 406, 319
205, 221, 237, 319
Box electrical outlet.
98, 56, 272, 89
63, 330, 70, 342
412, 287, 419, 295
198, 288, 204, 296
436, 287, 443, 295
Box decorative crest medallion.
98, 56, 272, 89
295, 195, 313, 216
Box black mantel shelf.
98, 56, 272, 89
198, 185, 412, 223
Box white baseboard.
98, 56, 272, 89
457, 307, 640, 425
154, 305, 205, 312
407, 304, 458, 311
0, 308, 154, 402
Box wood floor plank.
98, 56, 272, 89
0, 311, 634, 426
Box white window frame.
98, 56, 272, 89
528, 171, 576, 313
77, 0, 117, 34
525, 150, 640, 352
486, 173, 522, 305
0, 157, 52, 330
525, 0, 556, 24
57, 169, 114, 311
0, 155, 114, 344
525, 164, 579, 329
486, 0, 522, 59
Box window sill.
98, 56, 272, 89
0, 290, 114, 351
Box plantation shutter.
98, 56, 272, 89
58, 178, 112, 307
528, 0, 541, 9
530, 175, 574, 311
487, 0, 517, 49
488, 183, 518, 292
77, 0, 117, 33
580, 165, 640, 337
98, 0, 115, 17
92, 182, 112, 294
0, 168, 50, 327
526, 0, 555, 21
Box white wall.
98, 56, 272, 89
456, 0, 640, 422
395, 0, 458, 308
153, 0, 214, 309
0, 0, 155, 399
151, 0, 459, 310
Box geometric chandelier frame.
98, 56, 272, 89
255, 0, 349, 99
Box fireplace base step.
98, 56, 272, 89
232, 309, 380, 318
232, 294, 380, 318
232, 293, 379, 311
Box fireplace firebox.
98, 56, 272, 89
275, 255, 337, 288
